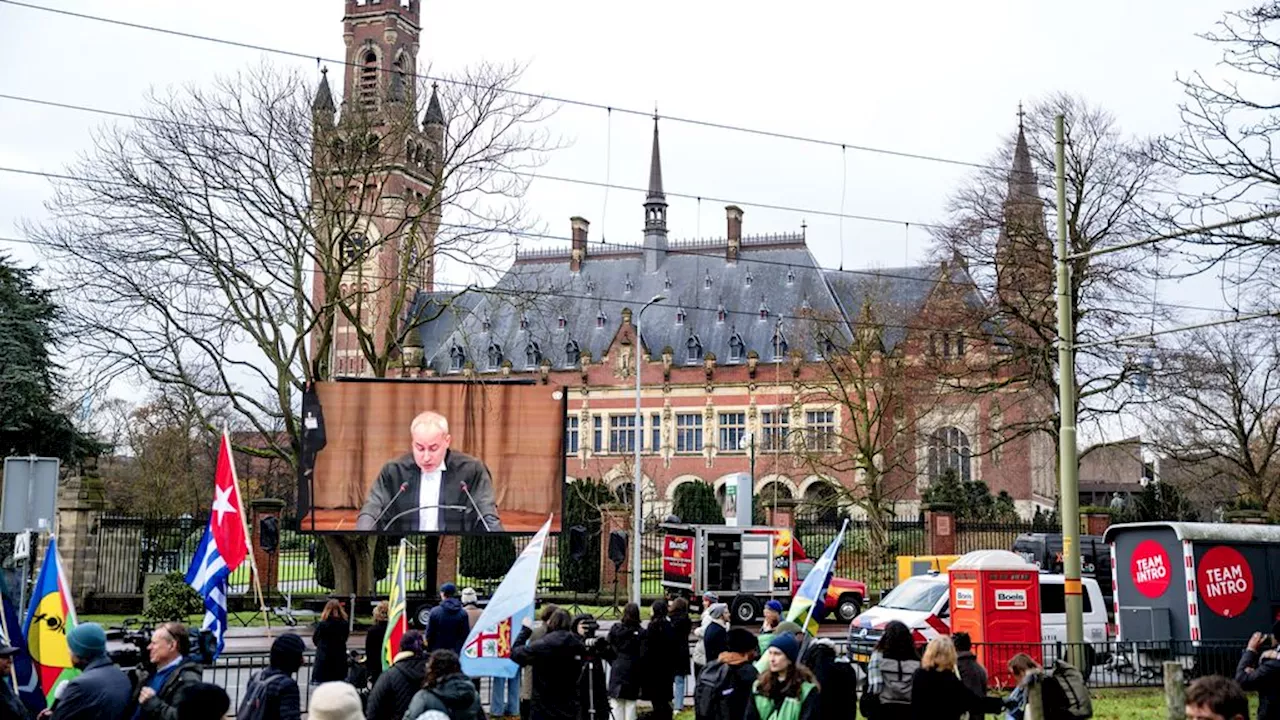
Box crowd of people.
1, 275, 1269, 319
2, 585, 1274, 720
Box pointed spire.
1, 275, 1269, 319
647, 114, 664, 202
424, 83, 445, 128
312, 67, 335, 116
1008, 108, 1037, 206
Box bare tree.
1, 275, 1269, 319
934, 94, 1171, 473
1147, 323, 1280, 513
30, 61, 553, 594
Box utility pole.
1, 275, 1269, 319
1054, 114, 1084, 662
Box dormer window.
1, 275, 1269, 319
449, 344, 465, 372
717, 305, 726, 324
676, 307, 686, 325
772, 330, 788, 360
686, 335, 704, 365
704, 270, 713, 289
745, 270, 754, 287
519, 315, 529, 331
482, 315, 492, 332
487, 343, 503, 369
596, 310, 607, 328
759, 300, 770, 321
801, 297, 811, 311
586, 278, 597, 293
624, 274, 634, 293
525, 342, 542, 368
664, 274, 672, 290
557, 315, 567, 330
565, 340, 581, 367
787, 268, 796, 285
728, 333, 744, 363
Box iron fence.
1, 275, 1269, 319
95, 515, 208, 595
954, 519, 1037, 555
795, 513, 926, 597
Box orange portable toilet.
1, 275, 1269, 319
948, 549, 1043, 687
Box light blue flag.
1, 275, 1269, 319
461, 516, 553, 679
786, 518, 848, 635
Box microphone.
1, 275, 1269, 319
460, 481, 493, 532
369, 483, 409, 530
382, 505, 469, 530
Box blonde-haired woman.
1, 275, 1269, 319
313, 598, 350, 683
909, 636, 1001, 719
366, 600, 391, 686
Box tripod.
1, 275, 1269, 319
596, 559, 625, 620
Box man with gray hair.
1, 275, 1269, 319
357, 411, 503, 532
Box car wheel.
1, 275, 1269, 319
415, 603, 432, 628
730, 596, 760, 625
837, 594, 863, 623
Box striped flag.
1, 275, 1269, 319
786, 519, 848, 635
0, 586, 43, 714
21, 536, 77, 705
383, 540, 408, 670
462, 516, 553, 679
185, 430, 250, 659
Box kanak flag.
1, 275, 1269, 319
22, 536, 77, 705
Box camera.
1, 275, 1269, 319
107, 620, 217, 668
575, 617, 600, 639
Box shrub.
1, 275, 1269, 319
144, 572, 202, 622
316, 536, 391, 590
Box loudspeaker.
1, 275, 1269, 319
259, 516, 279, 554
608, 530, 628, 567
568, 525, 588, 560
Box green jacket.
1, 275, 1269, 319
749, 681, 816, 720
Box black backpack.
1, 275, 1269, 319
1045, 659, 1092, 719
237, 671, 286, 720
694, 662, 737, 720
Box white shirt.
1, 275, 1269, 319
419, 459, 447, 531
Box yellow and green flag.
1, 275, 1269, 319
383, 539, 408, 670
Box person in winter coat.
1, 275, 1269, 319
606, 603, 646, 720
511, 609, 585, 720
405, 650, 484, 720
670, 598, 694, 711
460, 589, 483, 629
237, 633, 305, 720
518, 605, 559, 720
47, 623, 131, 720
910, 637, 1003, 720
367, 602, 391, 687
642, 600, 680, 720
1236, 627, 1280, 720
691, 593, 721, 680
860, 620, 917, 720
572, 614, 613, 720
0, 642, 29, 720
953, 633, 990, 720
367, 631, 429, 720
131, 623, 203, 720
426, 584, 471, 655
694, 628, 758, 720
744, 634, 819, 720
798, 638, 856, 720
693, 604, 728, 680
312, 599, 351, 684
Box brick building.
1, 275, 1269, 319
312, 0, 1056, 518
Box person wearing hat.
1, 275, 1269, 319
756, 616, 799, 658
691, 593, 721, 681
236, 632, 305, 720
308, 682, 365, 720
425, 584, 470, 655
761, 601, 783, 634
744, 633, 819, 720
0, 642, 29, 720
693, 628, 758, 720
171, 683, 229, 720
132, 622, 203, 720
697, 605, 730, 674
460, 589, 483, 630
366, 630, 428, 720
47, 622, 131, 720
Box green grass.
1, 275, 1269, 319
1090, 688, 1257, 719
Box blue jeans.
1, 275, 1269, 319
673, 673, 688, 711
490, 674, 521, 717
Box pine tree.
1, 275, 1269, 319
672, 481, 724, 524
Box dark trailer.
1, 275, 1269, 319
1106, 522, 1280, 645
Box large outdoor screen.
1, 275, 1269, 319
299, 379, 565, 534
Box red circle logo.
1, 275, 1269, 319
1131, 540, 1172, 598
1198, 546, 1254, 618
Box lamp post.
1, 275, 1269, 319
739, 430, 756, 500
633, 294, 666, 605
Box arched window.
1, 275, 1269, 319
565, 340, 581, 367
487, 343, 503, 370
359, 49, 379, 110
389, 50, 407, 102
928, 426, 972, 483
525, 342, 542, 368
801, 482, 841, 522
341, 233, 367, 264
758, 481, 794, 511
448, 344, 465, 372
614, 482, 635, 506
686, 335, 703, 365
728, 333, 744, 363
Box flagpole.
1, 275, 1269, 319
798, 519, 847, 656
0, 586, 21, 695
223, 428, 272, 638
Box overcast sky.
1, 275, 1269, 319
0, 0, 1248, 440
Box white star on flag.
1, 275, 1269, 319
212, 484, 239, 525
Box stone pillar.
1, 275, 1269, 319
55, 471, 107, 609
599, 507, 631, 597
765, 498, 797, 530
434, 536, 460, 588
249, 498, 286, 594
1082, 511, 1112, 537
923, 504, 956, 556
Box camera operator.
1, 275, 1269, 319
1235, 622, 1280, 719
510, 609, 583, 720
572, 615, 612, 720
130, 623, 202, 720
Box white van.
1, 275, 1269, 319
847, 573, 1109, 672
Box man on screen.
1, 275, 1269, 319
357, 411, 504, 533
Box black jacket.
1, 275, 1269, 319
312, 617, 350, 683
702, 623, 727, 664
367, 653, 429, 720
511, 625, 585, 720
909, 668, 1002, 720
669, 611, 693, 669
427, 598, 471, 655
135, 658, 203, 720
1236, 648, 1280, 720
367, 620, 390, 685
696, 653, 758, 720
956, 652, 990, 719
357, 450, 503, 533
641, 618, 680, 700
50, 656, 132, 720
578, 636, 614, 720
405, 673, 484, 720
0, 678, 29, 720
237, 667, 301, 720
606, 623, 646, 701
799, 642, 856, 720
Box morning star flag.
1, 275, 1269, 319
185, 430, 251, 659
383, 540, 408, 671
786, 518, 848, 636
22, 537, 77, 704
461, 516, 553, 679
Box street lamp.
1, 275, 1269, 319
633, 294, 666, 605
738, 431, 756, 497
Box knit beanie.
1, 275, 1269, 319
270, 633, 306, 674
174, 682, 231, 720
66, 623, 107, 660
764, 600, 783, 614
309, 682, 365, 720
727, 628, 757, 655
707, 603, 729, 621
768, 633, 800, 664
